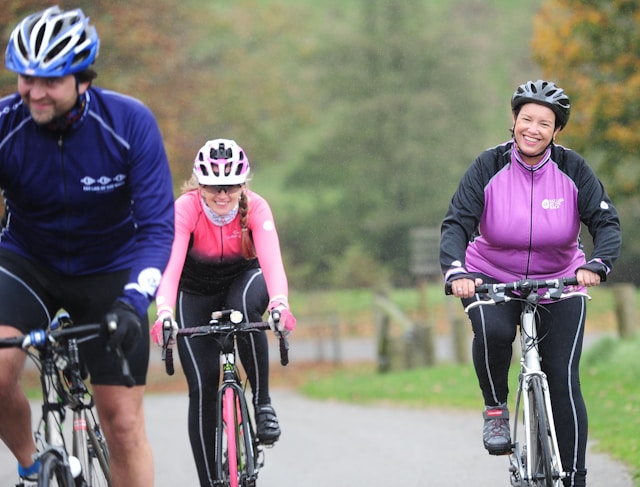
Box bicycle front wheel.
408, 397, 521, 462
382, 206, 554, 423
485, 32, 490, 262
221, 387, 240, 487
73, 412, 111, 487
219, 385, 259, 487
528, 375, 555, 486
85, 415, 111, 486
38, 450, 75, 487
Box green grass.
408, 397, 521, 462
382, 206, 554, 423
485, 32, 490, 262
299, 335, 640, 486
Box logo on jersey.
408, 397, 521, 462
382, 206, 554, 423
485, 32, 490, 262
80, 174, 127, 193
541, 198, 564, 210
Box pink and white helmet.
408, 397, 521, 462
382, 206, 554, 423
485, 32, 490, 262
193, 139, 250, 185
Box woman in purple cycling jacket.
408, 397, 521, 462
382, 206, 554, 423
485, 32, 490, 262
440, 80, 621, 487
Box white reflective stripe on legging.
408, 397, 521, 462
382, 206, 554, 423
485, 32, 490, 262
240, 268, 263, 407
476, 296, 500, 405
565, 296, 586, 487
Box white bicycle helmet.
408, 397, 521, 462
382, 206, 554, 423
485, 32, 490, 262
193, 139, 251, 186
5, 6, 99, 77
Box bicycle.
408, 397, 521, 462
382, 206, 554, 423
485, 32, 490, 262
454, 276, 589, 487
0, 311, 134, 487
161, 308, 289, 487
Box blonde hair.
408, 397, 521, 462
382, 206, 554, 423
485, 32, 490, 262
184, 174, 256, 260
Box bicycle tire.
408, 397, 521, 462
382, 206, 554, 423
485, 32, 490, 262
236, 391, 258, 487
38, 450, 75, 487
222, 387, 240, 487
85, 415, 111, 486
528, 375, 555, 486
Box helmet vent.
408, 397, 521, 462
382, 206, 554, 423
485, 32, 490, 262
35, 25, 47, 54
197, 163, 209, 176
17, 35, 28, 59
46, 38, 70, 63
52, 19, 64, 38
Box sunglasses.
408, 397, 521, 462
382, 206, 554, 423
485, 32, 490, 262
201, 184, 243, 195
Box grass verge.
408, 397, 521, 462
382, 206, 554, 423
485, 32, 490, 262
299, 335, 640, 486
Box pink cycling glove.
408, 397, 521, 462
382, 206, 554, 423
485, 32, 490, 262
151, 310, 177, 347
268, 301, 296, 338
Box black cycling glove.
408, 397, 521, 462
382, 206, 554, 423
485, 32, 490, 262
102, 300, 142, 354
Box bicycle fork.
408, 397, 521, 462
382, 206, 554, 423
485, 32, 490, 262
510, 310, 565, 486
216, 352, 261, 487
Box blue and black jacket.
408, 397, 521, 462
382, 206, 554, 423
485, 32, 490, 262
0, 87, 175, 316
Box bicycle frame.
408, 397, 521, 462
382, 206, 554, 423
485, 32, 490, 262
510, 302, 565, 487
216, 344, 262, 487
33, 319, 113, 487
164, 309, 288, 487
0, 315, 127, 487
456, 277, 589, 487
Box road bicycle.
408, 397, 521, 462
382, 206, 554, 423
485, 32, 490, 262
162, 308, 289, 487
459, 276, 589, 487
0, 312, 133, 487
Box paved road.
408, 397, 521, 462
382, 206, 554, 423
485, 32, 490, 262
0, 333, 634, 485
149, 390, 634, 486
0, 389, 632, 486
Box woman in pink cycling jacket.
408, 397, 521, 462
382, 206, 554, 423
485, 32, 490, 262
152, 138, 295, 486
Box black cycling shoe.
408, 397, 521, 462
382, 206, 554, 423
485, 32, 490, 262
483, 406, 512, 455
256, 404, 281, 445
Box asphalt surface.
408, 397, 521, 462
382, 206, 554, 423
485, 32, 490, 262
145, 389, 635, 486
0, 333, 635, 486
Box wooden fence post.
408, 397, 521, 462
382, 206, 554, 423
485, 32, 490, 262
613, 283, 636, 339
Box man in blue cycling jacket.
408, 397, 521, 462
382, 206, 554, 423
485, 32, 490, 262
0, 6, 174, 485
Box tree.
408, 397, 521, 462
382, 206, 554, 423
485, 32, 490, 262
282, 0, 495, 287
533, 0, 640, 199
532, 0, 640, 283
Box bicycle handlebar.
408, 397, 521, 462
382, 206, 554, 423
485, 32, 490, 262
448, 276, 591, 314
270, 309, 290, 367
105, 315, 136, 387
445, 276, 580, 297
0, 320, 135, 387
162, 309, 290, 376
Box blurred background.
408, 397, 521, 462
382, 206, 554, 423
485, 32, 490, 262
1, 0, 638, 290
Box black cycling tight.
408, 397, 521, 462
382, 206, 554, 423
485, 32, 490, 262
465, 293, 588, 487
176, 268, 270, 487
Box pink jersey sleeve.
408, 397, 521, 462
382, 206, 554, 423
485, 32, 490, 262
247, 192, 289, 300
155, 190, 289, 314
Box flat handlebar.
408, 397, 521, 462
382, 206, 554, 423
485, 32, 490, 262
445, 276, 579, 297
446, 276, 591, 314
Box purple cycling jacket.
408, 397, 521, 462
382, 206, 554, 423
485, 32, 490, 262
440, 140, 621, 283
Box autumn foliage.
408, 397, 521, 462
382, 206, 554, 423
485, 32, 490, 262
533, 0, 640, 198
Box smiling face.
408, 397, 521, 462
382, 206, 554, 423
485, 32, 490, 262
199, 184, 244, 216
512, 102, 562, 165
18, 74, 89, 125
